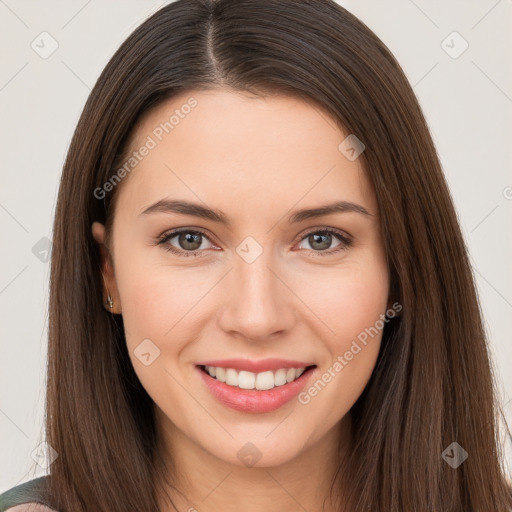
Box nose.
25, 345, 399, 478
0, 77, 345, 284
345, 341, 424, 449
217, 250, 297, 343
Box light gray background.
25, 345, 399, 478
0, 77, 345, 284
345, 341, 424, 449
1, 0, 511, 492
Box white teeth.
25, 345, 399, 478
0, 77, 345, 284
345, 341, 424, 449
274, 368, 287, 386
225, 368, 238, 386
215, 367, 226, 383
256, 371, 274, 391
238, 370, 255, 389
203, 365, 309, 390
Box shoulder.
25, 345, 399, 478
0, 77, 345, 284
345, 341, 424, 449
0, 476, 58, 512
4, 505, 56, 512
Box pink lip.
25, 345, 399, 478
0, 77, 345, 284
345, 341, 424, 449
195, 358, 315, 373
196, 364, 317, 414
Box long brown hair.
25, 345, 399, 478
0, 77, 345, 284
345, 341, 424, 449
46, 0, 512, 510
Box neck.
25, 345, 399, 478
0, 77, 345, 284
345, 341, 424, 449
154, 410, 353, 512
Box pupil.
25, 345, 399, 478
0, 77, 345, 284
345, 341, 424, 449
177, 232, 332, 252
310, 233, 331, 250
180, 232, 201, 250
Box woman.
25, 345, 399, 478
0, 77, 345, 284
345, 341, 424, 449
1, 0, 511, 511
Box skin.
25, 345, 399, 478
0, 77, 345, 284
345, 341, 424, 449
92, 89, 390, 512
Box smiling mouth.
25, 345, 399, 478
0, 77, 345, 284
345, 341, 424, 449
198, 364, 317, 391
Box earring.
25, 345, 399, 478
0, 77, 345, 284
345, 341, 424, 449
101, 272, 114, 310
105, 294, 114, 309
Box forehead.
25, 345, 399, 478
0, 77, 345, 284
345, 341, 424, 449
115, 88, 376, 219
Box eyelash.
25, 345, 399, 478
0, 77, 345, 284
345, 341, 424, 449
156, 227, 353, 258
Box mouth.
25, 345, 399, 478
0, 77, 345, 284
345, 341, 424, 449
198, 364, 317, 390
195, 362, 317, 413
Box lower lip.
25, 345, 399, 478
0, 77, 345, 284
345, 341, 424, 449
196, 365, 316, 413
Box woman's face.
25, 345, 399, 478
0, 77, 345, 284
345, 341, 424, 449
93, 89, 390, 468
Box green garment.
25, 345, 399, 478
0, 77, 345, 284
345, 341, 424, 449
0, 476, 57, 511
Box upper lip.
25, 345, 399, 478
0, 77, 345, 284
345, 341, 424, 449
196, 358, 316, 373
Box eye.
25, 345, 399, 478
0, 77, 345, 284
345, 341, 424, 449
295, 228, 352, 256
157, 229, 216, 257
157, 227, 353, 258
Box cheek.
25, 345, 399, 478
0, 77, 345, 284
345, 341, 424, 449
115, 251, 203, 342
296, 257, 388, 406
116, 264, 194, 406
115, 257, 216, 400
304, 260, 389, 347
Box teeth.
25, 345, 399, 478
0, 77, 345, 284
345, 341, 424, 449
215, 367, 226, 383
203, 365, 309, 390
274, 368, 287, 386
256, 370, 274, 390
238, 371, 255, 389
225, 368, 238, 386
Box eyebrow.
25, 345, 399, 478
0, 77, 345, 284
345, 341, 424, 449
139, 198, 372, 227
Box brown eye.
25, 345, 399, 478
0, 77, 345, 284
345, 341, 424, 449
158, 229, 214, 257
157, 227, 352, 258
296, 228, 352, 255
175, 232, 203, 251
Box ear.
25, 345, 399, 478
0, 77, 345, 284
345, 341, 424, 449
91, 221, 122, 314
